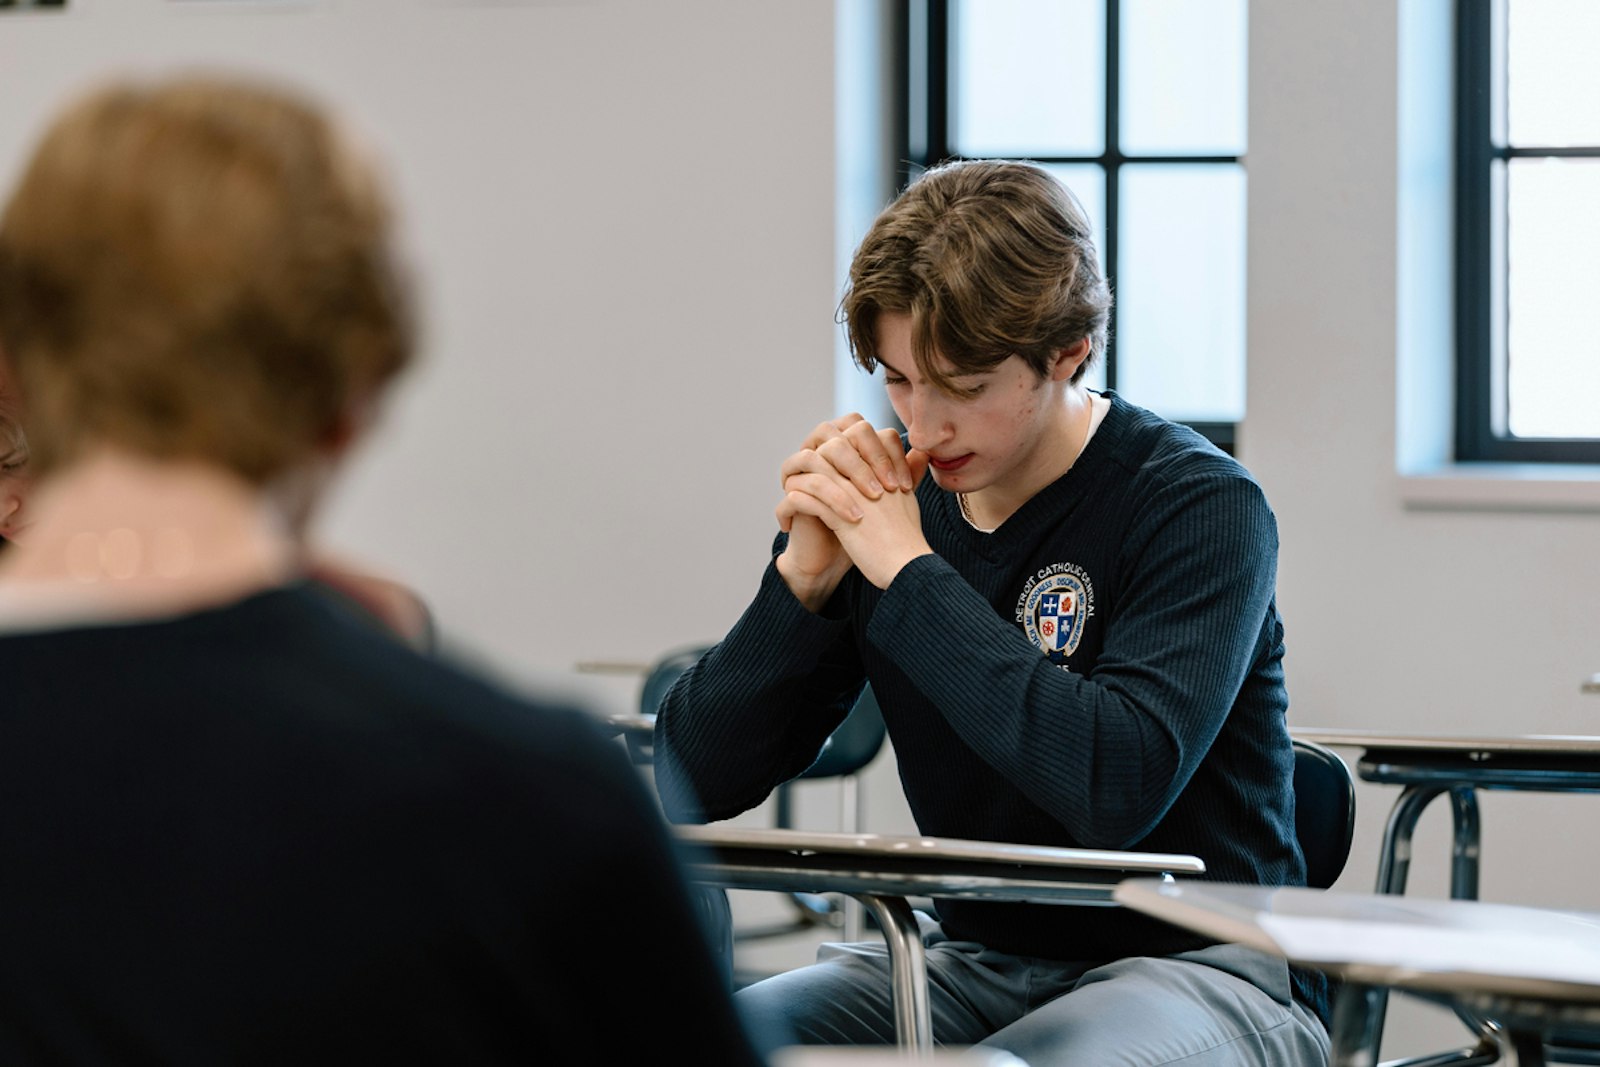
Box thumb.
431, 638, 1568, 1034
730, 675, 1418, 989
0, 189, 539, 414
906, 448, 931, 488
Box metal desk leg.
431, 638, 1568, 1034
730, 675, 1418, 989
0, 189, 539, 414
855, 893, 932, 1054
1500, 1027, 1548, 1067
1333, 983, 1501, 1067
1367, 785, 1498, 1067
1448, 786, 1481, 901
1363, 786, 1450, 1066
1376, 785, 1451, 895
1330, 982, 1384, 1067
1370, 783, 1479, 899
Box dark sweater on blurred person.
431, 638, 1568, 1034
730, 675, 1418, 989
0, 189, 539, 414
655, 392, 1328, 1025
0, 582, 767, 1065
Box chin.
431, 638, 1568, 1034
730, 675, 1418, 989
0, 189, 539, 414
928, 468, 976, 493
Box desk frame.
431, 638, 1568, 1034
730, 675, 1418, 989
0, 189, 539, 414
674, 826, 1205, 1055
1114, 879, 1600, 1067
1293, 731, 1600, 1064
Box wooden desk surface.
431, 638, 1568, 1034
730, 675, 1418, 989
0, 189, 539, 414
1114, 879, 1600, 1004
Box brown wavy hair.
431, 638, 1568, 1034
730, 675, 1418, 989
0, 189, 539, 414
841, 159, 1110, 396
0, 74, 413, 484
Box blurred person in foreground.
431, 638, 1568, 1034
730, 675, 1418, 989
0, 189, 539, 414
0, 377, 28, 545
4, 367, 430, 646
0, 73, 767, 1066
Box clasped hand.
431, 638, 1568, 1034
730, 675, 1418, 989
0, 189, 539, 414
774, 414, 932, 606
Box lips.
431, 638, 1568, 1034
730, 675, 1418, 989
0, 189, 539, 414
928, 453, 973, 473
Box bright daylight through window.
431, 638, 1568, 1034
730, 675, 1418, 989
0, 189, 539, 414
913, 0, 1246, 446
1458, 0, 1600, 463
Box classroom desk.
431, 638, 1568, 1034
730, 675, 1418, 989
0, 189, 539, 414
1290, 731, 1600, 900
1291, 730, 1600, 1060
1114, 879, 1600, 1067
672, 825, 1206, 1055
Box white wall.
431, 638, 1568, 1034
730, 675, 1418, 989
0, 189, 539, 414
5, 0, 1599, 1055
0, 0, 841, 716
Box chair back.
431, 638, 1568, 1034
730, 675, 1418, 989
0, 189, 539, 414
640, 646, 886, 780
1292, 737, 1358, 889
799, 684, 887, 780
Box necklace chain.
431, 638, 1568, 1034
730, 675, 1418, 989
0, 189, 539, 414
955, 393, 1101, 533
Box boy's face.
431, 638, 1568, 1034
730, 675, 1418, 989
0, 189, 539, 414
876, 312, 1076, 500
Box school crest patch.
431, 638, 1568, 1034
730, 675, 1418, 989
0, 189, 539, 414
1016, 563, 1095, 665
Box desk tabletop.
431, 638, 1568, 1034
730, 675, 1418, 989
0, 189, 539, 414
1294, 728, 1600, 756
1114, 879, 1600, 1004
676, 825, 1206, 872
676, 826, 1205, 906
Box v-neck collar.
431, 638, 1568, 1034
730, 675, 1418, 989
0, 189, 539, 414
931, 391, 1131, 557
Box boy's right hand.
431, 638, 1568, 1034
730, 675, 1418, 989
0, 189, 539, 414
774, 415, 914, 613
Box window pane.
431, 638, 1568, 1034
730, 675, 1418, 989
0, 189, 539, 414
1040, 164, 1108, 393
1115, 165, 1246, 423
1120, 0, 1246, 156
951, 0, 1104, 158
1506, 158, 1600, 438
1508, 0, 1600, 147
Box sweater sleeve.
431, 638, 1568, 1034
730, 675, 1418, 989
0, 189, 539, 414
653, 546, 868, 824
866, 470, 1280, 849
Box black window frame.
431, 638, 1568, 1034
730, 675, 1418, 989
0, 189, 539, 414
901, 0, 1241, 452
1455, 0, 1600, 464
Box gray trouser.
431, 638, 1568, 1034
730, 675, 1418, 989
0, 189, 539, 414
735, 915, 1330, 1066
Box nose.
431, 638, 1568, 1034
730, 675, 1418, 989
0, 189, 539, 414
905, 389, 954, 454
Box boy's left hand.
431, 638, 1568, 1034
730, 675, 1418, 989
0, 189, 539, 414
783, 447, 933, 590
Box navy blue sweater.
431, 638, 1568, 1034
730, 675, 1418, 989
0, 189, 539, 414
0, 583, 768, 1065
656, 392, 1327, 1023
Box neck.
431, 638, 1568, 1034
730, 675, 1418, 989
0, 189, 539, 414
0, 449, 301, 616
964, 386, 1096, 529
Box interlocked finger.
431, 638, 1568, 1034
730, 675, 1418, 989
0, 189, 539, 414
782, 470, 864, 524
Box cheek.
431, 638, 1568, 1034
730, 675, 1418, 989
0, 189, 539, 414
1002, 386, 1041, 432
886, 389, 913, 426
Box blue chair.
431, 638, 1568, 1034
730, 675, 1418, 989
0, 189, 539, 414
633, 646, 888, 977
1291, 736, 1357, 891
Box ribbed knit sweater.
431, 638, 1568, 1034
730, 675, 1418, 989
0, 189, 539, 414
655, 392, 1326, 1024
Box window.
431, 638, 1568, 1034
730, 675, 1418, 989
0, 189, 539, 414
904, 0, 1247, 449
1457, 0, 1600, 464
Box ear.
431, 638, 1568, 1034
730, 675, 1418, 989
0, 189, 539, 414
316, 392, 381, 459
1049, 337, 1093, 383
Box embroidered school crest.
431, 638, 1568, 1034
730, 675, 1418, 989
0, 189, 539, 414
1017, 563, 1095, 664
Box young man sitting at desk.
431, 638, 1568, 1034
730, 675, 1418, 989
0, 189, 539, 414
654, 159, 1330, 1066
0, 73, 768, 1065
